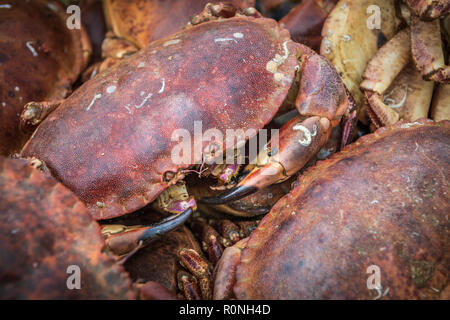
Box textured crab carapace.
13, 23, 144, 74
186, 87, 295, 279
215, 119, 450, 299
0, 157, 135, 299
22, 11, 300, 220
0, 0, 90, 155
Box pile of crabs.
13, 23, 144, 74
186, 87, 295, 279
0, 0, 448, 300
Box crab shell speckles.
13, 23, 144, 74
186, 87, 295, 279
233, 119, 450, 299
103, 0, 255, 48
0, 0, 91, 156
0, 157, 135, 299
21, 16, 300, 220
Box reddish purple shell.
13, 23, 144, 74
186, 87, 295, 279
0, 157, 135, 299
234, 120, 450, 299
22, 16, 300, 220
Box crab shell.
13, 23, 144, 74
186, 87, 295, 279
124, 225, 202, 294
80, 0, 107, 62
320, 0, 400, 122
279, 0, 337, 51
21, 15, 301, 220
0, 157, 135, 299
103, 0, 255, 48
231, 119, 449, 299
0, 0, 91, 155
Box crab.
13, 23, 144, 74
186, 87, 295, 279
214, 119, 450, 299
19, 4, 354, 256
360, 1, 450, 128
0, 0, 91, 155
0, 156, 136, 299
279, 0, 337, 51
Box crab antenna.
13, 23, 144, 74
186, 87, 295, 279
200, 186, 257, 205
138, 207, 193, 243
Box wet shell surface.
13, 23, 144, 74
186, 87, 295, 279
234, 119, 450, 299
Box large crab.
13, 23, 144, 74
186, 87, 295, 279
214, 119, 450, 299
320, 0, 401, 124
0, 0, 90, 155
360, 0, 450, 128
81, 0, 254, 78
19, 4, 354, 256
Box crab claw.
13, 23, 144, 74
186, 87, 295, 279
102, 207, 193, 256
201, 115, 331, 204
20, 100, 63, 132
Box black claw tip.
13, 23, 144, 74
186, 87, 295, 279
200, 186, 258, 205
138, 207, 193, 243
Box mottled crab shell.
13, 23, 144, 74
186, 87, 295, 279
22, 16, 299, 220
103, 0, 255, 48
234, 119, 450, 299
124, 226, 201, 293
320, 0, 400, 120
0, 0, 90, 155
0, 157, 135, 299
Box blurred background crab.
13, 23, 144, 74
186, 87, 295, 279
0, 0, 90, 155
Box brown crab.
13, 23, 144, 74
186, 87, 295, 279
360, 1, 450, 128
0, 156, 136, 299
20, 5, 354, 255
214, 119, 450, 299
0, 0, 90, 155
320, 0, 401, 124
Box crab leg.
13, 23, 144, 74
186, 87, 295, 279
431, 84, 450, 121
202, 115, 331, 204
20, 100, 63, 132
201, 46, 351, 204
102, 207, 193, 256
209, 219, 241, 246
411, 15, 450, 83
